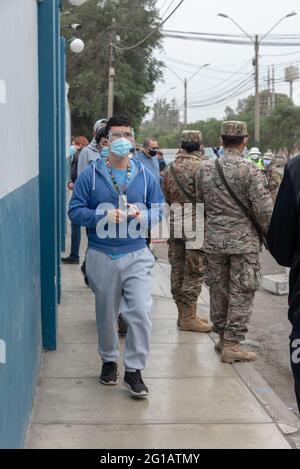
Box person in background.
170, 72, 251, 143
134, 138, 160, 184
62, 136, 89, 264
163, 130, 211, 333
262, 150, 282, 204
95, 126, 109, 160
267, 155, 300, 413
77, 118, 107, 176
157, 150, 166, 177
246, 147, 264, 170
134, 138, 160, 249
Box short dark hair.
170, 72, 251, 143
143, 137, 158, 148
221, 136, 245, 148
181, 141, 200, 153
95, 127, 107, 145
105, 115, 132, 135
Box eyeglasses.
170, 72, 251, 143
147, 146, 159, 151
108, 131, 134, 140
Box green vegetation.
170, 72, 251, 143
62, 0, 163, 136
139, 92, 300, 153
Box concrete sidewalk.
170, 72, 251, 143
26, 247, 293, 448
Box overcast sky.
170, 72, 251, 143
148, 0, 300, 123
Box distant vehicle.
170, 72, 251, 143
160, 149, 177, 165
159, 147, 217, 164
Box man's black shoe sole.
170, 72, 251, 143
123, 381, 149, 398
100, 378, 118, 386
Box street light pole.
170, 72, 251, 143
218, 11, 297, 146
166, 63, 209, 125
184, 63, 209, 125
184, 77, 187, 126
254, 35, 260, 144
107, 17, 116, 118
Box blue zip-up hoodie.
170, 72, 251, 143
68, 158, 165, 256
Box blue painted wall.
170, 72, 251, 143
0, 177, 42, 448
0, 0, 66, 447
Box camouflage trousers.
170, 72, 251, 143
168, 240, 205, 306
204, 253, 261, 342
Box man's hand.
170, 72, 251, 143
67, 181, 74, 190
107, 209, 127, 224
127, 204, 141, 219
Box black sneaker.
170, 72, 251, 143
61, 256, 79, 264
100, 362, 118, 385
117, 314, 128, 336
124, 370, 149, 398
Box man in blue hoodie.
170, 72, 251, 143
69, 115, 164, 398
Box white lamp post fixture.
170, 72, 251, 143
68, 0, 88, 6
70, 38, 85, 53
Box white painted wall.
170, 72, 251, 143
0, 0, 39, 200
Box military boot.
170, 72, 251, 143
214, 333, 225, 353
180, 304, 212, 333
221, 341, 257, 363
176, 302, 183, 327
191, 304, 209, 324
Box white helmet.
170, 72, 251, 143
93, 118, 108, 133
249, 147, 261, 156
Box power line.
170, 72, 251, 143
160, 0, 177, 18
162, 32, 300, 47
114, 0, 185, 52
190, 75, 255, 106
188, 83, 255, 109
158, 0, 170, 13
159, 55, 250, 69
262, 50, 300, 57
164, 29, 300, 39
187, 60, 253, 96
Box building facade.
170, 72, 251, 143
0, 0, 66, 448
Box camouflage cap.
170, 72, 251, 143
263, 149, 274, 159
221, 121, 248, 138
181, 130, 202, 143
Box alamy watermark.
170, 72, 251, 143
0, 339, 6, 364
0, 79, 6, 104
291, 339, 300, 365
95, 199, 205, 248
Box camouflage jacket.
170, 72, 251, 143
196, 148, 274, 254
163, 150, 207, 245
264, 164, 282, 203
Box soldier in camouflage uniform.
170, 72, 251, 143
163, 130, 212, 333
262, 150, 282, 203
196, 121, 273, 362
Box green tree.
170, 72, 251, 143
62, 0, 163, 136
231, 92, 300, 152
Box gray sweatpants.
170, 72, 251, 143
86, 247, 155, 371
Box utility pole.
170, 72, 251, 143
267, 66, 271, 115
254, 35, 260, 145
218, 12, 297, 146
184, 77, 187, 126
107, 17, 116, 118
272, 64, 275, 110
